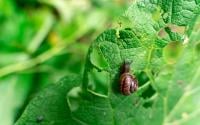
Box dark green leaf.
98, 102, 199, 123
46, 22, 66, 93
15, 74, 81, 125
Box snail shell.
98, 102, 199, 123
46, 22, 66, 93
120, 62, 138, 95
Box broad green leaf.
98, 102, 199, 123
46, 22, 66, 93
15, 1, 200, 125
70, 2, 200, 125
71, 16, 200, 125
124, 0, 200, 44
83, 28, 165, 95
124, 0, 165, 39
157, 0, 200, 25
71, 28, 162, 125
15, 74, 81, 125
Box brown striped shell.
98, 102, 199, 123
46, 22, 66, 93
120, 62, 138, 95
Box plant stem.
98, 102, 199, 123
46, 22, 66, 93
27, 13, 55, 54
0, 43, 66, 78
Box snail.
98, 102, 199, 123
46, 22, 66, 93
120, 61, 138, 95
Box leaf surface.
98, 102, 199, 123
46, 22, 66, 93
15, 74, 81, 125
15, 1, 200, 125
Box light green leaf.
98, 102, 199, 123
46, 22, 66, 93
0, 74, 33, 125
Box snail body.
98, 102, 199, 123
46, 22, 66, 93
120, 62, 138, 95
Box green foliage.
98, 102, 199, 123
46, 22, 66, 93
0, 74, 33, 125
2, 0, 200, 125
0, 0, 127, 125
15, 74, 81, 125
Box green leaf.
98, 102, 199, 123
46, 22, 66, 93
71, 2, 200, 125
157, 0, 200, 26
0, 74, 33, 125
124, 0, 165, 38
15, 74, 81, 125
72, 25, 166, 125
83, 28, 164, 95
15, 1, 200, 125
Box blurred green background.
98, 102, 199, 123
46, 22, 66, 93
0, 0, 132, 125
